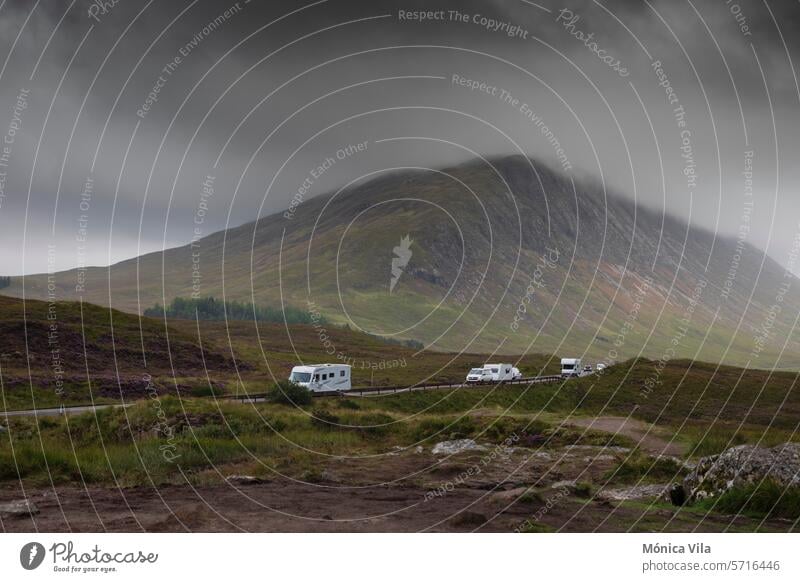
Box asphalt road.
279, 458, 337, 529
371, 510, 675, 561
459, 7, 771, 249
2, 374, 579, 417
1, 403, 132, 418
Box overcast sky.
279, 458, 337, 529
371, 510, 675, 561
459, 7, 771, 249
0, 0, 798, 275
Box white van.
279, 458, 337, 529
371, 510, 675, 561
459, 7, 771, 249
465, 367, 490, 383
484, 363, 515, 382
560, 358, 582, 378
289, 364, 351, 392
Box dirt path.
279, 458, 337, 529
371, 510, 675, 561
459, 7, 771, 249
564, 416, 685, 457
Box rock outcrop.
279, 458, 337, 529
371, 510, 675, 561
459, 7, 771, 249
599, 483, 670, 501
0, 499, 39, 518
431, 439, 486, 455
683, 443, 800, 502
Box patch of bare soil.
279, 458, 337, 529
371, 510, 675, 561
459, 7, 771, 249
564, 416, 685, 456
0, 444, 787, 532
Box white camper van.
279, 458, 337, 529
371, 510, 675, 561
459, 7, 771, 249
484, 363, 515, 382
467, 368, 492, 384
560, 358, 582, 378
289, 364, 351, 392
465, 367, 491, 383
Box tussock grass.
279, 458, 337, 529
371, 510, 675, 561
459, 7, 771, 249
697, 480, 800, 520
679, 425, 800, 458
604, 454, 686, 484
517, 521, 554, 533
519, 490, 545, 504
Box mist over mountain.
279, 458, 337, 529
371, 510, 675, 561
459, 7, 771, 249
4, 155, 799, 368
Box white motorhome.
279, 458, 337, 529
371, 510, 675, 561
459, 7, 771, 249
289, 364, 351, 392
484, 363, 515, 382
560, 358, 582, 378
465, 363, 515, 383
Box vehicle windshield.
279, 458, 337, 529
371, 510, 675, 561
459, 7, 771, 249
290, 372, 312, 383
469, 368, 485, 374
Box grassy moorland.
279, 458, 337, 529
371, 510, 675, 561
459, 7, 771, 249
0, 295, 244, 410
0, 394, 634, 487
2, 357, 798, 488
0, 296, 560, 412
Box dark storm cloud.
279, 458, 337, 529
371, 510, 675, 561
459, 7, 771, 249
0, 0, 798, 275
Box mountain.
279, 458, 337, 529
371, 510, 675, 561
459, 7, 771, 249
4, 155, 800, 368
